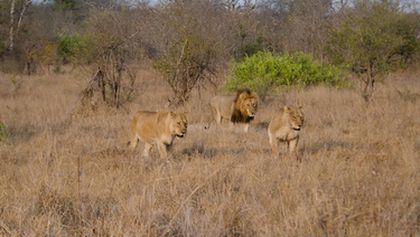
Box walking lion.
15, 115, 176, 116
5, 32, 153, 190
268, 105, 304, 159
129, 111, 187, 159
210, 89, 258, 132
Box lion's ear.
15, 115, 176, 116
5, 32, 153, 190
238, 92, 248, 101
284, 105, 290, 112
169, 112, 176, 118
250, 91, 258, 98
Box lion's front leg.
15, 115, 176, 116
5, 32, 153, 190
287, 137, 299, 160
157, 142, 168, 159
243, 123, 249, 133
227, 121, 234, 131
142, 143, 152, 158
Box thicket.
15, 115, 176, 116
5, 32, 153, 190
225, 51, 345, 99
76, 10, 142, 109
327, 2, 420, 100
57, 34, 94, 64
0, 0, 419, 104
153, 1, 221, 106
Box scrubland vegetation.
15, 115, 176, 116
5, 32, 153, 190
0, 0, 419, 236
0, 69, 419, 236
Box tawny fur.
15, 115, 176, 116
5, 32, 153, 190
268, 105, 304, 159
210, 89, 258, 132
129, 111, 187, 159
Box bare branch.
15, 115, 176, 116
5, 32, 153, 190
16, 0, 32, 35
8, 0, 16, 51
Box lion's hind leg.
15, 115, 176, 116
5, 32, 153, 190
129, 115, 140, 150
213, 109, 222, 125
129, 133, 139, 150
212, 101, 225, 124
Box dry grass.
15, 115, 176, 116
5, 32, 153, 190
0, 69, 419, 236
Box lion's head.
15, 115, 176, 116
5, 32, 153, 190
284, 105, 304, 131
169, 112, 188, 138
231, 89, 258, 123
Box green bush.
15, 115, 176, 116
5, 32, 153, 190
0, 40, 5, 57
225, 51, 346, 99
0, 121, 9, 141
57, 34, 94, 64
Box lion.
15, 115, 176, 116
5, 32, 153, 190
268, 105, 304, 159
129, 111, 187, 159
210, 89, 258, 132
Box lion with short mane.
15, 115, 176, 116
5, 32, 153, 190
268, 105, 304, 159
210, 89, 258, 132
129, 111, 187, 159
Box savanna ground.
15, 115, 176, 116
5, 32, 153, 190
0, 68, 419, 236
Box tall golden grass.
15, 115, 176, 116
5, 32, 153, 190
0, 69, 418, 236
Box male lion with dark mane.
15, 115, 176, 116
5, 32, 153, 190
129, 111, 187, 159
268, 105, 304, 159
210, 89, 258, 132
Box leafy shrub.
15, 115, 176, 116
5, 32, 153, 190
57, 34, 94, 64
0, 40, 5, 57
225, 51, 346, 99
0, 121, 9, 141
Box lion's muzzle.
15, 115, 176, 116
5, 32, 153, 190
292, 124, 302, 131
177, 129, 187, 138
248, 110, 256, 119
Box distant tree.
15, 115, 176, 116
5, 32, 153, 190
50, 0, 81, 10
153, 1, 222, 106
284, 0, 332, 59
79, 9, 142, 109
6, 0, 32, 52
327, 1, 420, 101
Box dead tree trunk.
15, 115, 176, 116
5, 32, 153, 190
8, 0, 16, 52
95, 69, 106, 101
112, 57, 124, 109
16, 0, 32, 36
7, 0, 31, 52
362, 61, 376, 102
